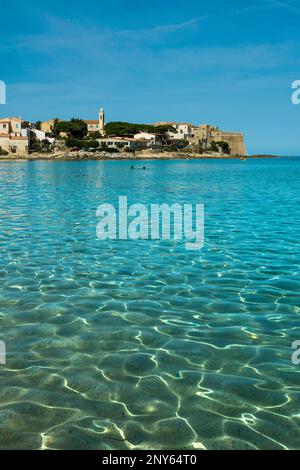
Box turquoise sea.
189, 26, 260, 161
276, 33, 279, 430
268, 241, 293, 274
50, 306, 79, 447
0, 158, 299, 450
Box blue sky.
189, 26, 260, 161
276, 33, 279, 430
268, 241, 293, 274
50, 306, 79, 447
1, 0, 300, 154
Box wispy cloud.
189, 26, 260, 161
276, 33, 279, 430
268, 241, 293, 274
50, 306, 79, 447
146, 17, 205, 33
110, 16, 206, 44
0, 15, 205, 54
2, 12, 299, 81
229, 0, 300, 15
264, 0, 300, 14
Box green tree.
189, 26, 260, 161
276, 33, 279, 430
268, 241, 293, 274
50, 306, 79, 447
35, 121, 42, 130
116, 142, 125, 149
42, 138, 51, 147
29, 132, 40, 152
52, 118, 62, 138
216, 141, 230, 154
105, 121, 157, 136
177, 139, 189, 149
53, 119, 88, 139
54, 121, 70, 135
89, 131, 101, 139
0, 146, 9, 156
163, 144, 179, 152
152, 125, 176, 145
197, 142, 204, 154
65, 137, 99, 149
209, 141, 219, 152
68, 119, 87, 139
60, 119, 87, 139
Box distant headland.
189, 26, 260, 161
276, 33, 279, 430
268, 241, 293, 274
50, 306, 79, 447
0, 107, 274, 160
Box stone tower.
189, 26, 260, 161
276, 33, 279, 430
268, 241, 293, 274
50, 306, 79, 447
99, 107, 105, 136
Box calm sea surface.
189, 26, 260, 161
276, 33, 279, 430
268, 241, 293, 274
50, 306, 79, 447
0, 158, 299, 450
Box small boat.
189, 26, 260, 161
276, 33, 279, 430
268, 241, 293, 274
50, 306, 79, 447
240, 157, 247, 161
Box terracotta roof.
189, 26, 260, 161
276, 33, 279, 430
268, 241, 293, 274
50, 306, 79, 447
85, 120, 99, 124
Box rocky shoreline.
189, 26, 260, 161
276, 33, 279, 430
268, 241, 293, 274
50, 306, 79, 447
0, 151, 280, 161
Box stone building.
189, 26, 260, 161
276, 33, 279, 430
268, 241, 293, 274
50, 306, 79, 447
190, 124, 246, 156
154, 121, 246, 155
210, 129, 246, 156
0, 117, 29, 155
40, 119, 59, 133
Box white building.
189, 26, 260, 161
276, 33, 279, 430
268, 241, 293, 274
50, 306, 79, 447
168, 123, 193, 140
154, 122, 193, 140
133, 132, 155, 140
98, 135, 158, 150
98, 137, 139, 149
133, 132, 161, 147
29, 128, 55, 143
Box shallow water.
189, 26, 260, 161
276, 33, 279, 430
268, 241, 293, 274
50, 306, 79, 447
0, 158, 299, 450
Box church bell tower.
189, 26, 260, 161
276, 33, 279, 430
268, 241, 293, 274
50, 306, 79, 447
99, 107, 105, 136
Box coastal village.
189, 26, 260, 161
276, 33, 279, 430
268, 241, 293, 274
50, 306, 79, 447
0, 107, 247, 158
